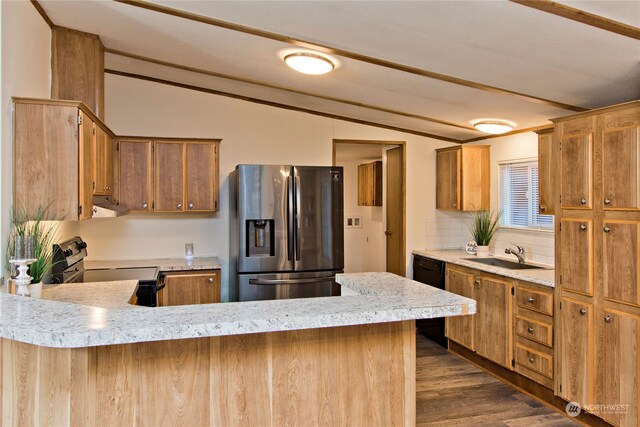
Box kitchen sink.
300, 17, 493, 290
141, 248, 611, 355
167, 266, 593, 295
463, 257, 545, 270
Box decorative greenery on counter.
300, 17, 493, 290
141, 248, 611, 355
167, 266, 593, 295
470, 210, 502, 246
4, 205, 59, 284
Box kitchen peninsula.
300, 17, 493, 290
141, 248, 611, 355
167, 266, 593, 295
0, 272, 474, 427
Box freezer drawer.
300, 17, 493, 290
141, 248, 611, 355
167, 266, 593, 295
238, 271, 341, 301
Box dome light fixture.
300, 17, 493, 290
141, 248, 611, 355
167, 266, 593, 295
284, 52, 335, 75
473, 119, 515, 134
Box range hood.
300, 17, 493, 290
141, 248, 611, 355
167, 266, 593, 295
92, 196, 130, 218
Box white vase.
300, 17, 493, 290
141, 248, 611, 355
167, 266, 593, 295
476, 245, 490, 257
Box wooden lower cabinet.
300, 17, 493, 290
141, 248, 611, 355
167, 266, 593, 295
558, 297, 594, 407
160, 270, 221, 306
474, 274, 513, 368
445, 266, 475, 350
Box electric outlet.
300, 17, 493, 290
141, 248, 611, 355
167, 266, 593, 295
185, 243, 194, 257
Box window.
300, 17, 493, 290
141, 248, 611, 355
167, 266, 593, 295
499, 160, 553, 230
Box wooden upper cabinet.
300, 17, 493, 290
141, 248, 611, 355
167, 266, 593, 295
558, 297, 594, 408
357, 161, 382, 207
94, 125, 114, 196
474, 274, 513, 369
599, 310, 640, 427
436, 145, 489, 211
13, 99, 100, 220
537, 129, 555, 215
186, 142, 218, 211
601, 106, 640, 211
51, 27, 104, 120
444, 266, 475, 350
559, 219, 593, 296
154, 142, 185, 212
118, 139, 153, 212
557, 117, 594, 209
160, 271, 221, 306
602, 221, 640, 307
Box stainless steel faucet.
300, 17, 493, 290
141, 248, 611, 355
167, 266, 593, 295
505, 244, 525, 264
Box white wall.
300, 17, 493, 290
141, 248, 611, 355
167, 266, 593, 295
75, 74, 456, 298
336, 157, 384, 273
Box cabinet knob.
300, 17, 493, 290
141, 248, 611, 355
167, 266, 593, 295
527, 297, 535, 303
604, 315, 612, 323
603, 226, 611, 233
529, 356, 535, 363
188, 203, 194, 209
527, 327, 534, 333
474, 279, 480, 286
208, 277, 214, 284
177, 203, 182, 209
452, 203, 457, 208
540, 205, 546, 212
580, 224, 587, 231
580, 308, 587, 315
142, 203, 148, 209
580, 198, 587, 205
604, 198, 611, 205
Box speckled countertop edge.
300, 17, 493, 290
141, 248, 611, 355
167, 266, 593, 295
412, 249, 555, 288
0, 272, 475, 349
84, 257, 222, 272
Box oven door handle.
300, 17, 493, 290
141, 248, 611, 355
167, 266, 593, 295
249, 276, 335, 286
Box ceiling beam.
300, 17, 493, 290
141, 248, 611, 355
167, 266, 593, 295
113, 0, 587, 112
30, 0, 54, 28
104, 69, 464, 143
511, 0, 640, 41
105, 48, 477, 132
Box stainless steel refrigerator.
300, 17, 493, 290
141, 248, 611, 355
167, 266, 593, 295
230, 165, 344, 301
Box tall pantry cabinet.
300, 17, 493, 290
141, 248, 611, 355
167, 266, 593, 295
552, 101, 639, 427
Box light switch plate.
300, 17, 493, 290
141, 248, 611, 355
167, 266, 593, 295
185, 243, 194, 257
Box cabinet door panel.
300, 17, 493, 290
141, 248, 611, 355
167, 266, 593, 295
561, 133, 592, 208
600, 310, 639, 427
185, 143, 215, 211
602, 126, 640, 210
162, 272, 220, 306
475, 275, 512, 368
560, 219, 593, 295
78, 113, 95, 220
104, 133, 114, 196
444, 267, 474, 350
154, 142, 184, 212
118, 140, 152, 211
603, 221, 640, 307
538, 131, 555, 214
436, 149, 459, 210
94, 125, 107, 195
558, 298, 593, 407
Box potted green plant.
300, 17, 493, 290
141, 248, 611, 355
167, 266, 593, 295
4, 205, 59, 284
469, 210, 501, 256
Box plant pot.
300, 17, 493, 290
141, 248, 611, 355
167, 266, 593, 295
476, 245, 490, 257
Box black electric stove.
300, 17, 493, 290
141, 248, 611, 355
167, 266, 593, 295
52, 236, 162, 306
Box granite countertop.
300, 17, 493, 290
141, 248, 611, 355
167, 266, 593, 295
413, 249, 555, 288
0, 272, 475, 349
84, 256, 221, 272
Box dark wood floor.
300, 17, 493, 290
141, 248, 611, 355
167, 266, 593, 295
416, 334, 578, 426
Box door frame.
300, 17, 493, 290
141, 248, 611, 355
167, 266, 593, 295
332, 139, 407, 275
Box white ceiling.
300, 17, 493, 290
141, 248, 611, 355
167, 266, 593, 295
40, 0, 640, 142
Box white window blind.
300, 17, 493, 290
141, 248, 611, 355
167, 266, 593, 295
499, 160, 553, 230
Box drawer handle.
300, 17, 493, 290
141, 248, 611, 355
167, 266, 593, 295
177, 203, 182, 209
188, 203, 194, 209
142, 203, 148, 209
529, 356, 535, 363
527, 327, 534, 333
604, 198, 611, 205
528, 297, 535, 303
208, 277, 214, 284
603, 226, 611, 233
604, 315, 611, 323
580, 308, 587, 315
580, 224, 587, 231
580, 198, 587, 205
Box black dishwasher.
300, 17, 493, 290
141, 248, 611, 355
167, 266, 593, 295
413, 255, 447, 347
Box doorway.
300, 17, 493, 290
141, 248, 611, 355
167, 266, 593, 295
333, 139, 406, 276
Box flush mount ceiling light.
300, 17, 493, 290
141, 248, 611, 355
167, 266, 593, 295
473, 120, 516, 134
284, 52, 335, 75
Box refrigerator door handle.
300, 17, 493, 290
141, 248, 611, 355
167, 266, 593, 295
295, 174, 301, 261
249, 276, 335, 285
286, 175, 294, 261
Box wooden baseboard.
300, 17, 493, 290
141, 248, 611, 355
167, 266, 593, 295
448, 341, 613, 427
